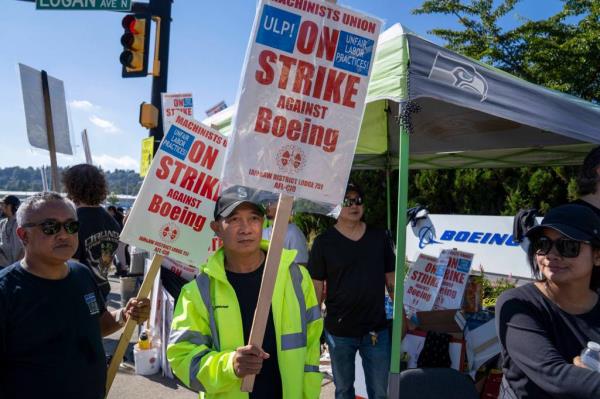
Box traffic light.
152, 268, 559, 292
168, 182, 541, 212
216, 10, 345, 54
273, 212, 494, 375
139, 102, 158, 128
120, 14, 151, 78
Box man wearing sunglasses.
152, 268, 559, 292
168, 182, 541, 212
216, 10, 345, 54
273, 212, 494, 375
496, 204, 600, 398
308, 183, 396, 399
0, 192, 150, 399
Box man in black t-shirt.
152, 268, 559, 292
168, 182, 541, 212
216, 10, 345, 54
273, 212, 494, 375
308, 183, 395, 399
0, 192, 149, 399
63, 164, 122, 300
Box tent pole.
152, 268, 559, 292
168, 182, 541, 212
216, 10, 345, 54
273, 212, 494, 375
388, 113, 409, 398
386, 166, 391, 231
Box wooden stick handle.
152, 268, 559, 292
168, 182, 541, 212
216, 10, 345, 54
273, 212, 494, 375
240, 194, 294, 392
105, 254, 164, 396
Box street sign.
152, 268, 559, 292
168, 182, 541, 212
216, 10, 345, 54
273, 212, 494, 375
36, 0, 132, 11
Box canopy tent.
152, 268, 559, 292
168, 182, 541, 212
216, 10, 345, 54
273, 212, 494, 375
203, 23, 600, 396
205, 23, 600, 170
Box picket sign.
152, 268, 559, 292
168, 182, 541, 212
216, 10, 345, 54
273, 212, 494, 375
241, 194, 294, 391
104, 113, 225, 396
241, 1, 344, 391
105, 254, 164, 394
225, 0, 381, 391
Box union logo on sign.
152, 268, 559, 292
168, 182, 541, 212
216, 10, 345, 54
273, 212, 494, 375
160, 222, 180, 243
276, 145, 306, 174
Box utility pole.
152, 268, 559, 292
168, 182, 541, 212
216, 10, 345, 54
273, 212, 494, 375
126, 0, 172, 155
148, 0, 172, 154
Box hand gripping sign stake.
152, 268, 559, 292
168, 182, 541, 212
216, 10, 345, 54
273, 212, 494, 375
105, 254, 163, 395
241, 194, 294, 392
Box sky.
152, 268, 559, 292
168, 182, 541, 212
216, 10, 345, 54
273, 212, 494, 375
0, 0, 564, 173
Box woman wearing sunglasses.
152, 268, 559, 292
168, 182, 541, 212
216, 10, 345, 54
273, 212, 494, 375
496, 204, 600, 398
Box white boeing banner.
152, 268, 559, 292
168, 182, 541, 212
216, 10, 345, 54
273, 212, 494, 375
406, 214, 538, 280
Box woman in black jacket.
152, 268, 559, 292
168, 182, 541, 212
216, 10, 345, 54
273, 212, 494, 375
496, 204, 600, 398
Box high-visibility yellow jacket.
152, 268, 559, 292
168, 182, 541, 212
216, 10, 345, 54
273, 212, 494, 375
167, 242, 323, 399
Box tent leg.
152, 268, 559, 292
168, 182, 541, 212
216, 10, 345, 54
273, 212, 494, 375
389, 122, 409, 398
388, 372, 401, 399
386, 167, 392, 231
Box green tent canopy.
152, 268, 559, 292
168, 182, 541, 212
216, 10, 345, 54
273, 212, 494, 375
205, 23, 600, 171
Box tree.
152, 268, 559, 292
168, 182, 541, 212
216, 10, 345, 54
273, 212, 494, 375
0, 167, 143, 196
400, 0, 596, 220
106, 192, 119, 206
414, 0, 600, 100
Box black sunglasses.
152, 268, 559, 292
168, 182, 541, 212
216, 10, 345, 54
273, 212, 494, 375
22, 219, 80, 235
532, 236, 589, 258
343, 196, 364, 207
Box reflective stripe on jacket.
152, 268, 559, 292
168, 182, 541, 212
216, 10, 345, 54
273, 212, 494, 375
167, 241, 323, 399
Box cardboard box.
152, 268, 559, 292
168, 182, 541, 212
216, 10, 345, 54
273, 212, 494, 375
465, 318, 501, 374
416, 309, 463, 333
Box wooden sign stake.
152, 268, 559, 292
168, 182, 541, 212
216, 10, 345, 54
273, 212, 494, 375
105, 254, 164, 396
241, 194, 294, 392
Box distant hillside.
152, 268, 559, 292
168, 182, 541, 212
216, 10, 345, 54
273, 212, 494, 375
0, 166, 143, 195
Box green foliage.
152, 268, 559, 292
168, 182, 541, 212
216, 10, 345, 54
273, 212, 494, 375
292, 212, 333, 246
294, 170, 394, 244
413, 1, 600, 101
0, 167, 143, 196
0, 167, 46, 191
402, 0, 593, 223
106, 192, 119, 205
480, 275, 517, 308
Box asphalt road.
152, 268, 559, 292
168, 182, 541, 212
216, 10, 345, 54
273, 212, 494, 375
104, 276, 335, 398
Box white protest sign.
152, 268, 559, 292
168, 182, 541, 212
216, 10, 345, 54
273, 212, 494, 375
404, 253, 442, 318
161, 257, 199, 282
222, 0, 381, 204
161, 92, 194, 135
121, 114, 226, 266
161, 236, 223, 280
433, 249, 473, 310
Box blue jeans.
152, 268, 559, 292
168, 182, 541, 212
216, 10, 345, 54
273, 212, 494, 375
325, 328, 391, 399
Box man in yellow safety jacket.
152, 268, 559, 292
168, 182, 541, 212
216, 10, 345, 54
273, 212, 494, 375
167, 190, 323, 399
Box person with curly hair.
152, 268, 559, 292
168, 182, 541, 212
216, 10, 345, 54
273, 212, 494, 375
62, 164, 121, 300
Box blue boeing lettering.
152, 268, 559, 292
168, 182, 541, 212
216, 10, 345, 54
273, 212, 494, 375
420, 229, 519, 248
467, 232, 484, 243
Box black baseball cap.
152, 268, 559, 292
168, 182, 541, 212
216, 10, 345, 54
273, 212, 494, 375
213, 187, 264, 219
345, 182, 363, 198
526, 204, 600, 243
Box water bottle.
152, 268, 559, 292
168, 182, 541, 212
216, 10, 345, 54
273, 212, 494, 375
580, 341, 600, 372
